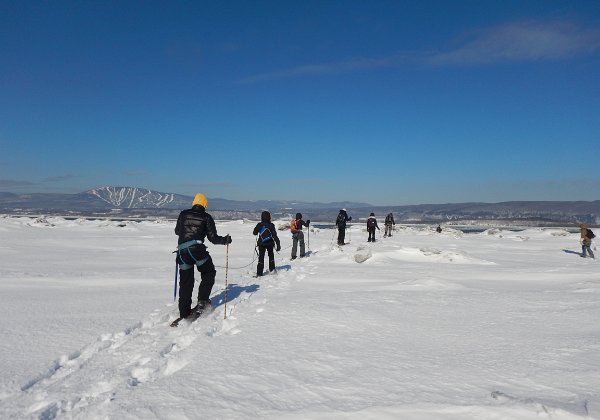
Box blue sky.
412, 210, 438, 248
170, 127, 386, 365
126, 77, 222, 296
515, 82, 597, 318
1, 0, 599, 205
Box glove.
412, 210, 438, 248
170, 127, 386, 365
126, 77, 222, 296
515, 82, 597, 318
224, 234, 232, 244
348, 217, 352, 221
306, 220, 311, 225
276, 244, 281, 252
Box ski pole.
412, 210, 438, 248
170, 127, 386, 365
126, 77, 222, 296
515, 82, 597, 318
173, 262, 178, 302
224, 243, 229, 320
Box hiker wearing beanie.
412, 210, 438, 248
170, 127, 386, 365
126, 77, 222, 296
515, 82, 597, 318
253, 211, 281, 276
174, 193, 232, 319
335, 209, 352, 245
290, 212, 310, 259
367, 213, 380, 242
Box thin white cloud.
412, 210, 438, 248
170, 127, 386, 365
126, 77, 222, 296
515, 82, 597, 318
239, 20, 600, 83
181, 182, 233, 188
43, 174, 78, 182
237, 54, 410, 84
428, 21, 600, 65
124, 171, 146, 177
0, 179, 37, 188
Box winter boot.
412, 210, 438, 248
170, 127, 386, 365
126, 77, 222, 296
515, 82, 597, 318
189, 299, 212, 318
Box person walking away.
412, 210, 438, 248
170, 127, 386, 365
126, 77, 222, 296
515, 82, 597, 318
367, 213, 380, 242
175, 193, 232, 319
336, 209, 352, 245
384, 213, 395, 237
580, 223, 595, 259
436, 225, 442, 233
253, 211, 281, 276
291, 212, 310, 259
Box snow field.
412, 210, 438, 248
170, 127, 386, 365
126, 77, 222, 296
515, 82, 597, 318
0, 216, 598, 419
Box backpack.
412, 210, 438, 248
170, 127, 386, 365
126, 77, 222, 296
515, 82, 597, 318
385, 214, 392, 224
290, 219, 299, 234
587, 229, 596, 239
336, 213, 345, 226
367, 217, 376, 229
258, 224, 273, 244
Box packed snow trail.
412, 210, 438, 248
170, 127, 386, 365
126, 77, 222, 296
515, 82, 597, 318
4, 279, 264, 419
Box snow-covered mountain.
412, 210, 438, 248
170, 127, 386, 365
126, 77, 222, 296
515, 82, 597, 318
85, 186, 188, 209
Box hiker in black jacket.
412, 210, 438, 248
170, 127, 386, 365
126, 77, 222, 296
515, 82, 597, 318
336, 209, 352, 245
384, 213, 395, 237
367, 213, 380, 242
175, 193, 231, 319
253, 211, 281, 276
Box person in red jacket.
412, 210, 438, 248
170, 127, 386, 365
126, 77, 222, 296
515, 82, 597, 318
290, 212, 310, 259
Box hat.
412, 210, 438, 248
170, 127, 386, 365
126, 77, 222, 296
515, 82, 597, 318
192, 193, 208, 209
296, 213, 302, 219
370, 212, 375, 216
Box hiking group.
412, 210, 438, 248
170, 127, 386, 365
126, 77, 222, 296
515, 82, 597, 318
173, 193, 596, 323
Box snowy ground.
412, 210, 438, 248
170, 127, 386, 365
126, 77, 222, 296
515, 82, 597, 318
0, 215, 599, 419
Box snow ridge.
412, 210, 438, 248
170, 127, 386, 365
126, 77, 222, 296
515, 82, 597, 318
88, 186, 176, 208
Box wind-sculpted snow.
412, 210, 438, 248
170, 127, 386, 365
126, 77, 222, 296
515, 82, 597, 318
0, 217, 598, 419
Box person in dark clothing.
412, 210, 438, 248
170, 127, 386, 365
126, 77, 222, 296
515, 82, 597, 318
175, 193, 231, 319
436, 225, 442, 233
335, 209, 352, 245
253, 211, 281, 276
290, 212, 310, 259
580, 223, 595, 259
367, 212, 380, 242
384, 213, 395, 237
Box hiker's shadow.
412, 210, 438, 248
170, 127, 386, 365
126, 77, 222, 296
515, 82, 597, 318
276, 264, 292, 272
562, 249, 582, 256
211, 283, 260, 308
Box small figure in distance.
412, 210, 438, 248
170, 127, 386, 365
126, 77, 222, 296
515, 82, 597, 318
367, 212, 380, 242
579, 223, 595, 259
384, 213, 395, 237
436, 225, 442, 233
335, 208, 352, 245
253, 211, 281, 276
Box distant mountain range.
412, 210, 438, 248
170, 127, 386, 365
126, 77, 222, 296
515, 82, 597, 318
0, 186, 371, 220
1, 186, 598, 225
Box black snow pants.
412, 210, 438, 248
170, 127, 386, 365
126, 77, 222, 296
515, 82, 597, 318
176, 245, 216, 318
257, 244, 275, 276
337, 226, 346, 245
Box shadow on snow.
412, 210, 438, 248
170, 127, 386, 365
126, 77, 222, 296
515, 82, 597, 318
211, 283, 259, 308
